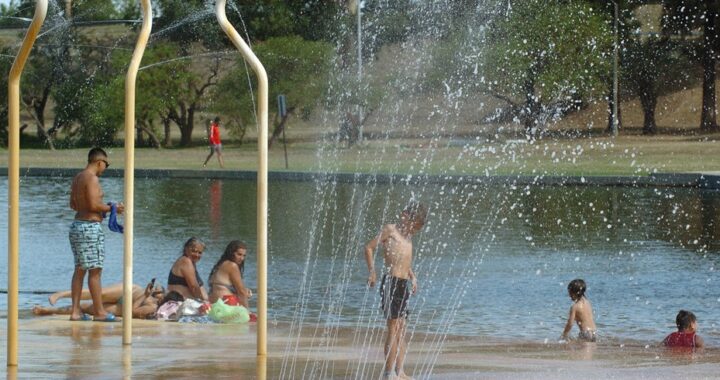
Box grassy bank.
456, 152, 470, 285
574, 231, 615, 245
1, 133, 719, 176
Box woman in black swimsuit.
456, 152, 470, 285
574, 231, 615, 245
167, 237, 208, 300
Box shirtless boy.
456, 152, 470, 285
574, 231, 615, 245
364, 202, 427, 380
561, 278, 597, 342
68, 148, 124, 322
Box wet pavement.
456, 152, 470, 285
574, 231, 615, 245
2, 317, 720, 379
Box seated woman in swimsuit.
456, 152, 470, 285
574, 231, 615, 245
208, 240, 252, 308
167, 237, 208, 301
34, 280, 164, 319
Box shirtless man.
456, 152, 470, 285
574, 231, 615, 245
68, 148, 124, 322
364, 202, 427, 380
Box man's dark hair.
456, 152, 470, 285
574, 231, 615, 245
214, 116, 220, 123
676, 310, 697, 331
87, 147, 108, 164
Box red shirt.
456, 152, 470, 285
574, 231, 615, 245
663, 331, 697, 348
209, 122, 221, 145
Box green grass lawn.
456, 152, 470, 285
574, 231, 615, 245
2, 133, 719, 176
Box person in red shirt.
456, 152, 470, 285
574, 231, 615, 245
203, 116, 225, 168
662, 310, 705, 350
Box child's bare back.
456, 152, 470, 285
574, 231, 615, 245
569, 298, 596, 338
562, 279, 597, 342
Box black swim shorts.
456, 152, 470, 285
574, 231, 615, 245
380, 274, 411, 319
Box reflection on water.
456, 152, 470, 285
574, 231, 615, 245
257, 355, 267, 380
122, 347, 132, 380
0, 177, 719, 347
6, 366, 17, 380
68, 323, 105, 378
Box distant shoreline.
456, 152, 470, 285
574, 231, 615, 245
1, 167, 719, 189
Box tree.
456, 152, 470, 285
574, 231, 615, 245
116, 0, 140, 20
154, 0, 224, 49
64, 43, 192, 148
663, 0, 720, 131
0, 47, 13, 146
585, 0, 642, 132
71, 0, 118, 21
0, 0, 23, 27
482, 0, 612, 136
211, 36, 334, 146
135, 44, 190, 148
154, 0, 342, 49
4, 15, 86, 149
162, 54, 221, 147
623, 37, 691, 134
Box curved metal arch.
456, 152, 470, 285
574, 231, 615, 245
7, 0, 48, 368
122, 0, 153, 345
215, 0, 269, 357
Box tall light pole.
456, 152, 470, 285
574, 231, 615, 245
350, 0, 364, 143
357, 0, 362, 80
610, 0, 620, 136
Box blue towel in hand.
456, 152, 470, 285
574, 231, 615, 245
107, 202, 124, 233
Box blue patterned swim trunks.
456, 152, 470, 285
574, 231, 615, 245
69, 221, 105, 270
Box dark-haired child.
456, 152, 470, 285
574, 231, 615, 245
561, 279, 597, 342
662, 310, 705, 349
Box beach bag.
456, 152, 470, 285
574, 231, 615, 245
155, 300, 182, 321
177, 299, 208, 317
207, 298, 250, 324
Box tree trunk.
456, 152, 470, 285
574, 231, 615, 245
187, 107, 195, 144
701, 2, 719, 131
640, 89, 657, 135
523, 76, 540, 137
137, 122, 162, 148
22, 99, 55, 150
162, 118, 172, 147
606, 85, 622, 132
136, 126, 146, 146
175, 104, 197, 147
179, 124, 192, 146
170, 103, 192, 147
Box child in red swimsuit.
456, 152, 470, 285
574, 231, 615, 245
662, 310, 705, 350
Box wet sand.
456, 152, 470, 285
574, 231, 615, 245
2, 316, 720, 379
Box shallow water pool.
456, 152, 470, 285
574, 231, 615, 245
1, 176, 718, 347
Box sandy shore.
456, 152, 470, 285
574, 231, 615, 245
1, 316, 720, 379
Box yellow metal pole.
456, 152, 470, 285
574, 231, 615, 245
215, 0, 269, 357
6, 0, 47, 367
122, 0, 152, 345
256, 353, 267, 380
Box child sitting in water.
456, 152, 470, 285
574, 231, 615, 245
561, 278, 597, 342
662, 310, 705, 349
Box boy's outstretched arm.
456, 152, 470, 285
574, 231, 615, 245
364, 231, 382, 287
561, 306, 576, 340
